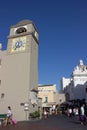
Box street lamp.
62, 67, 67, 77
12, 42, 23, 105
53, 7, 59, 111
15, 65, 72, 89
24, 103, 29, 120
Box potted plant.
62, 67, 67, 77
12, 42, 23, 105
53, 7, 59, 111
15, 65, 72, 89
29, 111, 40, 119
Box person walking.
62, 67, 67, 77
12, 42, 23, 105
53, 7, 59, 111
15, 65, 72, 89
79, 104, 86, 125
4, 106, 13, 126
43, 109, 48, 119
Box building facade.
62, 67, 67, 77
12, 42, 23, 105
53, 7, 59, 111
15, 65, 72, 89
0, 20, 40, 121
61, 60, 87, 102
38, 84, 65, 108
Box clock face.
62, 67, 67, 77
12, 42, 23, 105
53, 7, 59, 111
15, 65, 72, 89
11, 36, 26, 53
15, 41, 23, 48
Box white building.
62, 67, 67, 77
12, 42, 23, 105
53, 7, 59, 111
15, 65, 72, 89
61, 60, 87, 102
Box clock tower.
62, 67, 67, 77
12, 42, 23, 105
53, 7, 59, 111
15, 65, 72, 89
7, 20, 38, 53
0, 20, 39, 121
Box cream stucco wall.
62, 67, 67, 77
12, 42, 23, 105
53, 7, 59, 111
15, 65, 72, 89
0, 20, 39, 121
38, 84, 65, 107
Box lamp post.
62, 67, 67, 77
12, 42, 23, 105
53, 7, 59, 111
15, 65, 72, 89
24, 103, 29, 120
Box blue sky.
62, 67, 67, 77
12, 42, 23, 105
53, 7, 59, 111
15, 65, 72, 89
0, 0, 87, 91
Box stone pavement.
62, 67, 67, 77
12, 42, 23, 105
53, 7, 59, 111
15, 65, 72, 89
0, 115, 87, 130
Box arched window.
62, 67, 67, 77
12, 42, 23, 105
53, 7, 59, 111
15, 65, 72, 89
16, 27, 27, 34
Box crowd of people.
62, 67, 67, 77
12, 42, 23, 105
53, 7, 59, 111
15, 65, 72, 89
42, 102, 87, 125
66, 103, 87, 125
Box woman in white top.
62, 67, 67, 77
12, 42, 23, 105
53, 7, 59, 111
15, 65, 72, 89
4, 106, 13, 126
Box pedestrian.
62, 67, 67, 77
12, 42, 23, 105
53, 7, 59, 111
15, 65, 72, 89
4, 106, 13, 126
79, 104, 86, 125
73, 107, 79, 116
67, 106, 72, 117
43, 109, 47, 119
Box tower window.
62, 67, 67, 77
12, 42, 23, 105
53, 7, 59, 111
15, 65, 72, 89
1, 93, 5, 98
16, 27, 27, 34
0, 80, 1, 85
